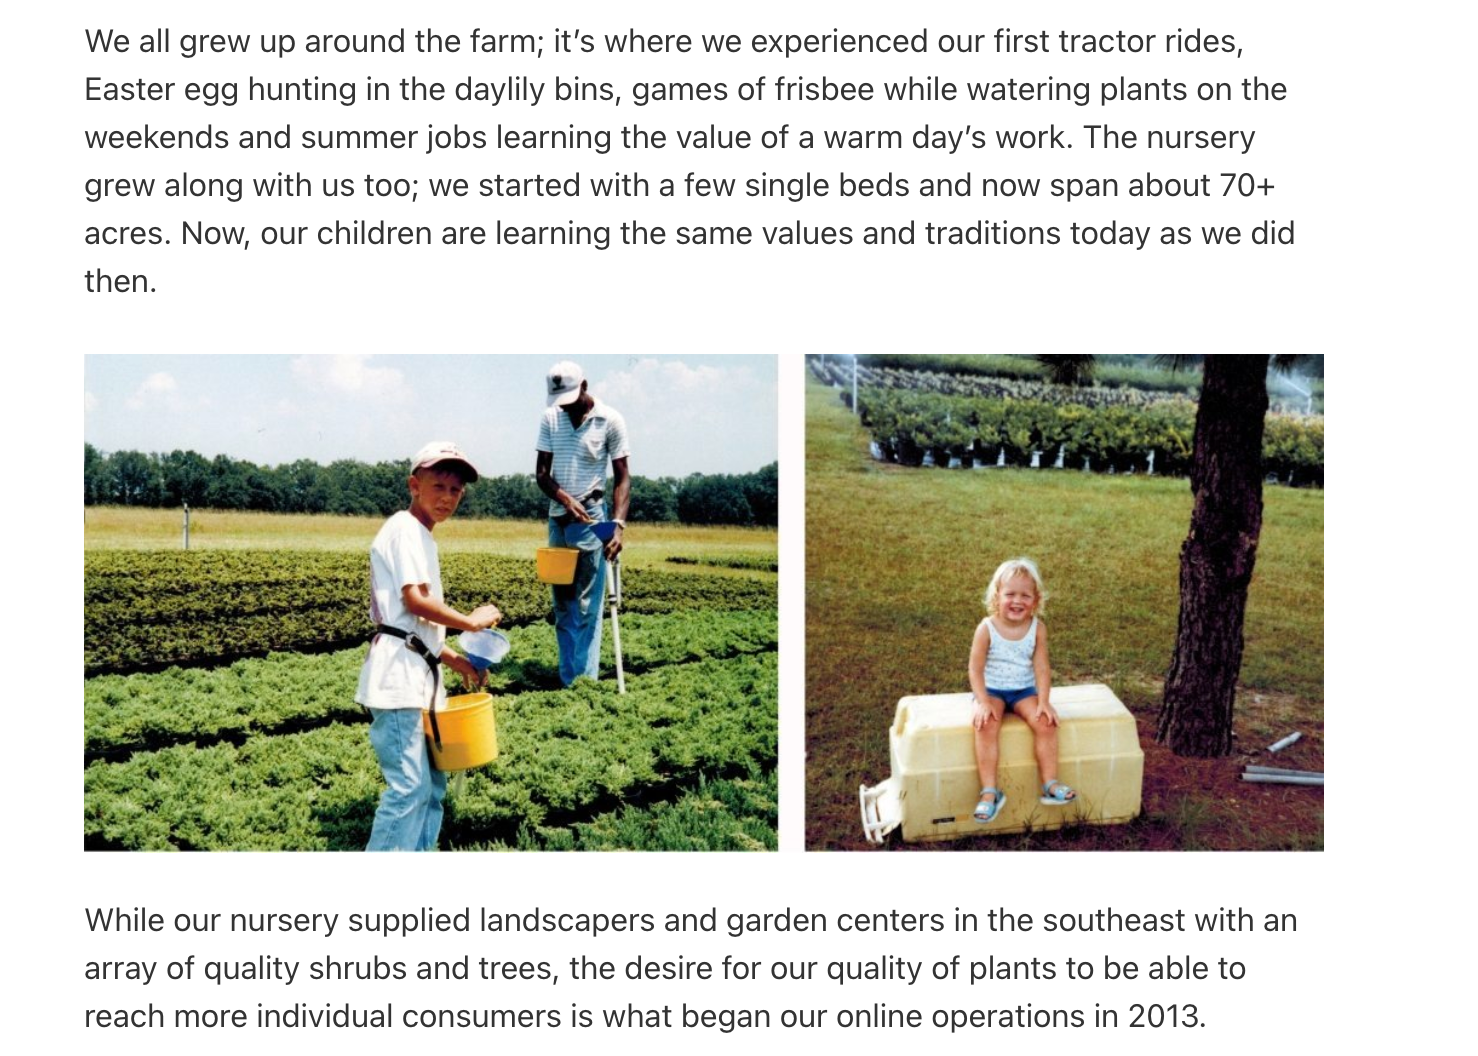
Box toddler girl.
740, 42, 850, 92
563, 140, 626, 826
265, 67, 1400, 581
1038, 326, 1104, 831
968, 557, 1076, 823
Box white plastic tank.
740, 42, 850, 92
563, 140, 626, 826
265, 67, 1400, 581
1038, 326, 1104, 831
860, 684, 1144, 843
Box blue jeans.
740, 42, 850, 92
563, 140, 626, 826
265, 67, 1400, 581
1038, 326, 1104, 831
547, 500, 608, 686
365, 707, 448, 851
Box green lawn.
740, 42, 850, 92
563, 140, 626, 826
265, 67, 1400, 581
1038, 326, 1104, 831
806, 377, 1324, 850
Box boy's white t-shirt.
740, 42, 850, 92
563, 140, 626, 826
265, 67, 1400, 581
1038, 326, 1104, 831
355, 510, 447, 711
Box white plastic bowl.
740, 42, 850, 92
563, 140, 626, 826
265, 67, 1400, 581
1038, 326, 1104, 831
459, 629, 511, 671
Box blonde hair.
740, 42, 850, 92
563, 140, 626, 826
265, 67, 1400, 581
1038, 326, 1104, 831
984, 557, 1048, 616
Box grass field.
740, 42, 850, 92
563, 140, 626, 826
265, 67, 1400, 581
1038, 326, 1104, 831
806, 377, 1324, 851
84, 507, 778, 573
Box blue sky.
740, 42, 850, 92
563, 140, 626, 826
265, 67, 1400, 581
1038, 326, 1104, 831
84, 355, 777, 477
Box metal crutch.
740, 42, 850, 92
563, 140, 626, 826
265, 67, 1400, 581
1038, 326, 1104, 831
609, 556, 626, 694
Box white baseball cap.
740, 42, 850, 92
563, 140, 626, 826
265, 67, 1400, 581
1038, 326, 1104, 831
411, 441, 478, 482
546, 361, 586, 407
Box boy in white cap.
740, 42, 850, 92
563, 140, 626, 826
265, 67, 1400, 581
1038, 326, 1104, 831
356, 442, 503, 851
535, 362, 631, 686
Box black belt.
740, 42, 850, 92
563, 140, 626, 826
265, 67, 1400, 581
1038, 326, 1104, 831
374, 624, 445, 749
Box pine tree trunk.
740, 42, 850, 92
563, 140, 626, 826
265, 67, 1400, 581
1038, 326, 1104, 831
1158, 356, 1270, 757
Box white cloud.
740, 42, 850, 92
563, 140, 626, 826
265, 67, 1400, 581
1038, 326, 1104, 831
84, 391, 98, 413
591, 358, 775, 473
291, 355, 404, 399
125, 372, 182, 411
596, 358, 752, 406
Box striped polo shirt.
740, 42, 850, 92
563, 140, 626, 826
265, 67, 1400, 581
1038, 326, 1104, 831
536, 397, 630, 516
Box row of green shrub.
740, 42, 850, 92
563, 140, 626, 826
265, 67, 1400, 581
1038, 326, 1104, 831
853, 354, 1206, 394
84, 550, 778, 675
817, 360, 1195, 409
813, 356, 1324, 410
857, 389, 1324, 484
84, 653, 777, 851
665, 554, 780, 573
491, 770, 776, 852
84, 610, 778, 760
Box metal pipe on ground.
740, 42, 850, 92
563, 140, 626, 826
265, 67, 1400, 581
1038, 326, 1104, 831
1246, 765, 1324, 779
1267, 732, 1303, 753
1241, 773, 1324, 786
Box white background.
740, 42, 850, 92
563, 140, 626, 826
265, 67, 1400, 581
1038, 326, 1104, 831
9, 0, 1473, 1051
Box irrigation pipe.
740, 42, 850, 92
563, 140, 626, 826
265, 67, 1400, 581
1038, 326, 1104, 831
1267, 732, 1303, 753
1241, 773, 1324, 787
1246, 765, 1324, 779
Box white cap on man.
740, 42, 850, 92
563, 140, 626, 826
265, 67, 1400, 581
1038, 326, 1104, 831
411, 441, 479, 482
546, 361, 586, 407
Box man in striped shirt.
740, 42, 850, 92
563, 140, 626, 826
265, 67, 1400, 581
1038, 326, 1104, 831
535, 361, 632, 686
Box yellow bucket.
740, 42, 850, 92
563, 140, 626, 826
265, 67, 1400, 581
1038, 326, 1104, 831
422, 693, 498, 772
536, 546, 580, 585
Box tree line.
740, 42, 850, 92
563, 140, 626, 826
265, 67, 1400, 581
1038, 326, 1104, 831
83, 445, 778, 527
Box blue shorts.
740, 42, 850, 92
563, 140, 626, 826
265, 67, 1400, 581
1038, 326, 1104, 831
989, 686, 1038, 711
